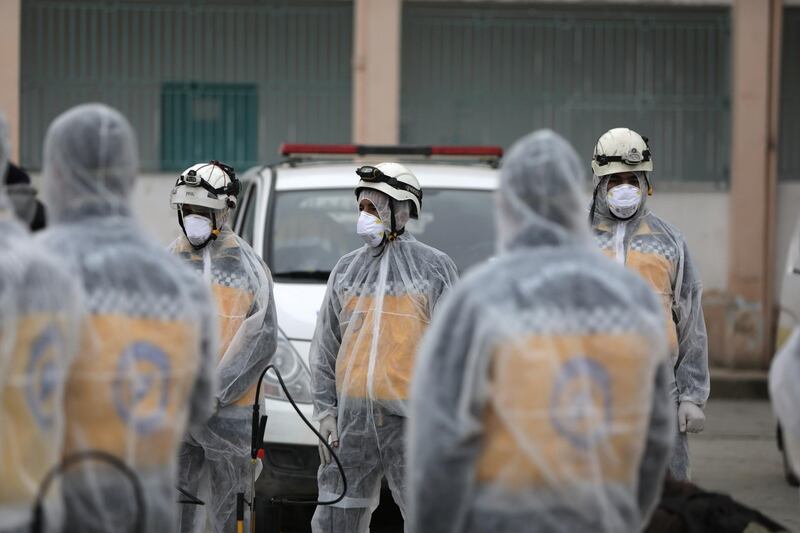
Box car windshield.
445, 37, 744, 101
268, 188, 495, 281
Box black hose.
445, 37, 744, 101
254, 364, 347, 506
31, 450, 145, 533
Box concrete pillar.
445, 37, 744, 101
0, 0, 21, 161
728, 0, 783, 367
352, 0, 402, 144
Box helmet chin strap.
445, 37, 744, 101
386, 201, 405, 242
588, 183, 600, 225
372, 201, 405, 258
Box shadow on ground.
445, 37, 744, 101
258, 489, 403, 533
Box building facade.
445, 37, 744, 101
1, 0, 797, 367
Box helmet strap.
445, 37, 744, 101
177, 209, 188, 238
386, 200, 405, 242
210, 212, 221, 241
372, 202, 405, 258
589, 183, 600, 225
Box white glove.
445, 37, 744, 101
318, 415, 339, 465
678, 401, 705, 434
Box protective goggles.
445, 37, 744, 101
355, 165, 423, 201
176, 161, 240, 198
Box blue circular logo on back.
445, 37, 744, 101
113, 342, 171, 435
25, 325, 63, 429
550, 356, 613, 450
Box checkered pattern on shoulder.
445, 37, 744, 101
594, 231, 614, 251
86, 287, 185, 321
336, 278, 433, 299
176, 251, 256, 293
629, 234, 679, 263
515, 306, 654, 337
210, 266, 251, 291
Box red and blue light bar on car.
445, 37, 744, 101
280, 143, 503, 159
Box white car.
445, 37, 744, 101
230, 144, 500, 516
774, 218, 800, 487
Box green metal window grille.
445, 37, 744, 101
21, 0, 352, 171
401, 3, 731, 184
161, 82, 257, 171
780, 8, 800, 181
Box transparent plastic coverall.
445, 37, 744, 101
170, 172, 277, 533
408, 130, 675, 533
589, 138, 709, 481
0, 114, 81, 533
36, 104, 218, 533
311, 186, 459, 533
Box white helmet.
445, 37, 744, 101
170, 161, 240, 212
591, 128, 653, 180
354, 162, 422, 219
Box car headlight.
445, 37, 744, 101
263, 328, 313, 404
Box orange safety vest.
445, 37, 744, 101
0, 314, 71, 505
599, 222, 679, 356
211, 283, 260, 407
174, 236, 264, 408
336, 294, 429, 401
62, 315, 200, 467
476, 333, 657, 489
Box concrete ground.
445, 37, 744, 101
370, 399, 800, 532
692, 399, 799, 531
278, 399, 799, 532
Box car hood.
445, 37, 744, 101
273, 282, 328, 340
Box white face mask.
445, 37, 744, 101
356, 211, 385, 248
184, 214, 214, 247
606, 183, 642, 220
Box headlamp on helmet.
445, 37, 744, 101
594, 144, 651, 167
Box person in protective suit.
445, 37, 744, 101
407, 130, 675, 533
588, 127, 710, 481
0, 114, 81, 533
170, 161, 277, 533
35, 104, 218, 533
310, 162, 459, 533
